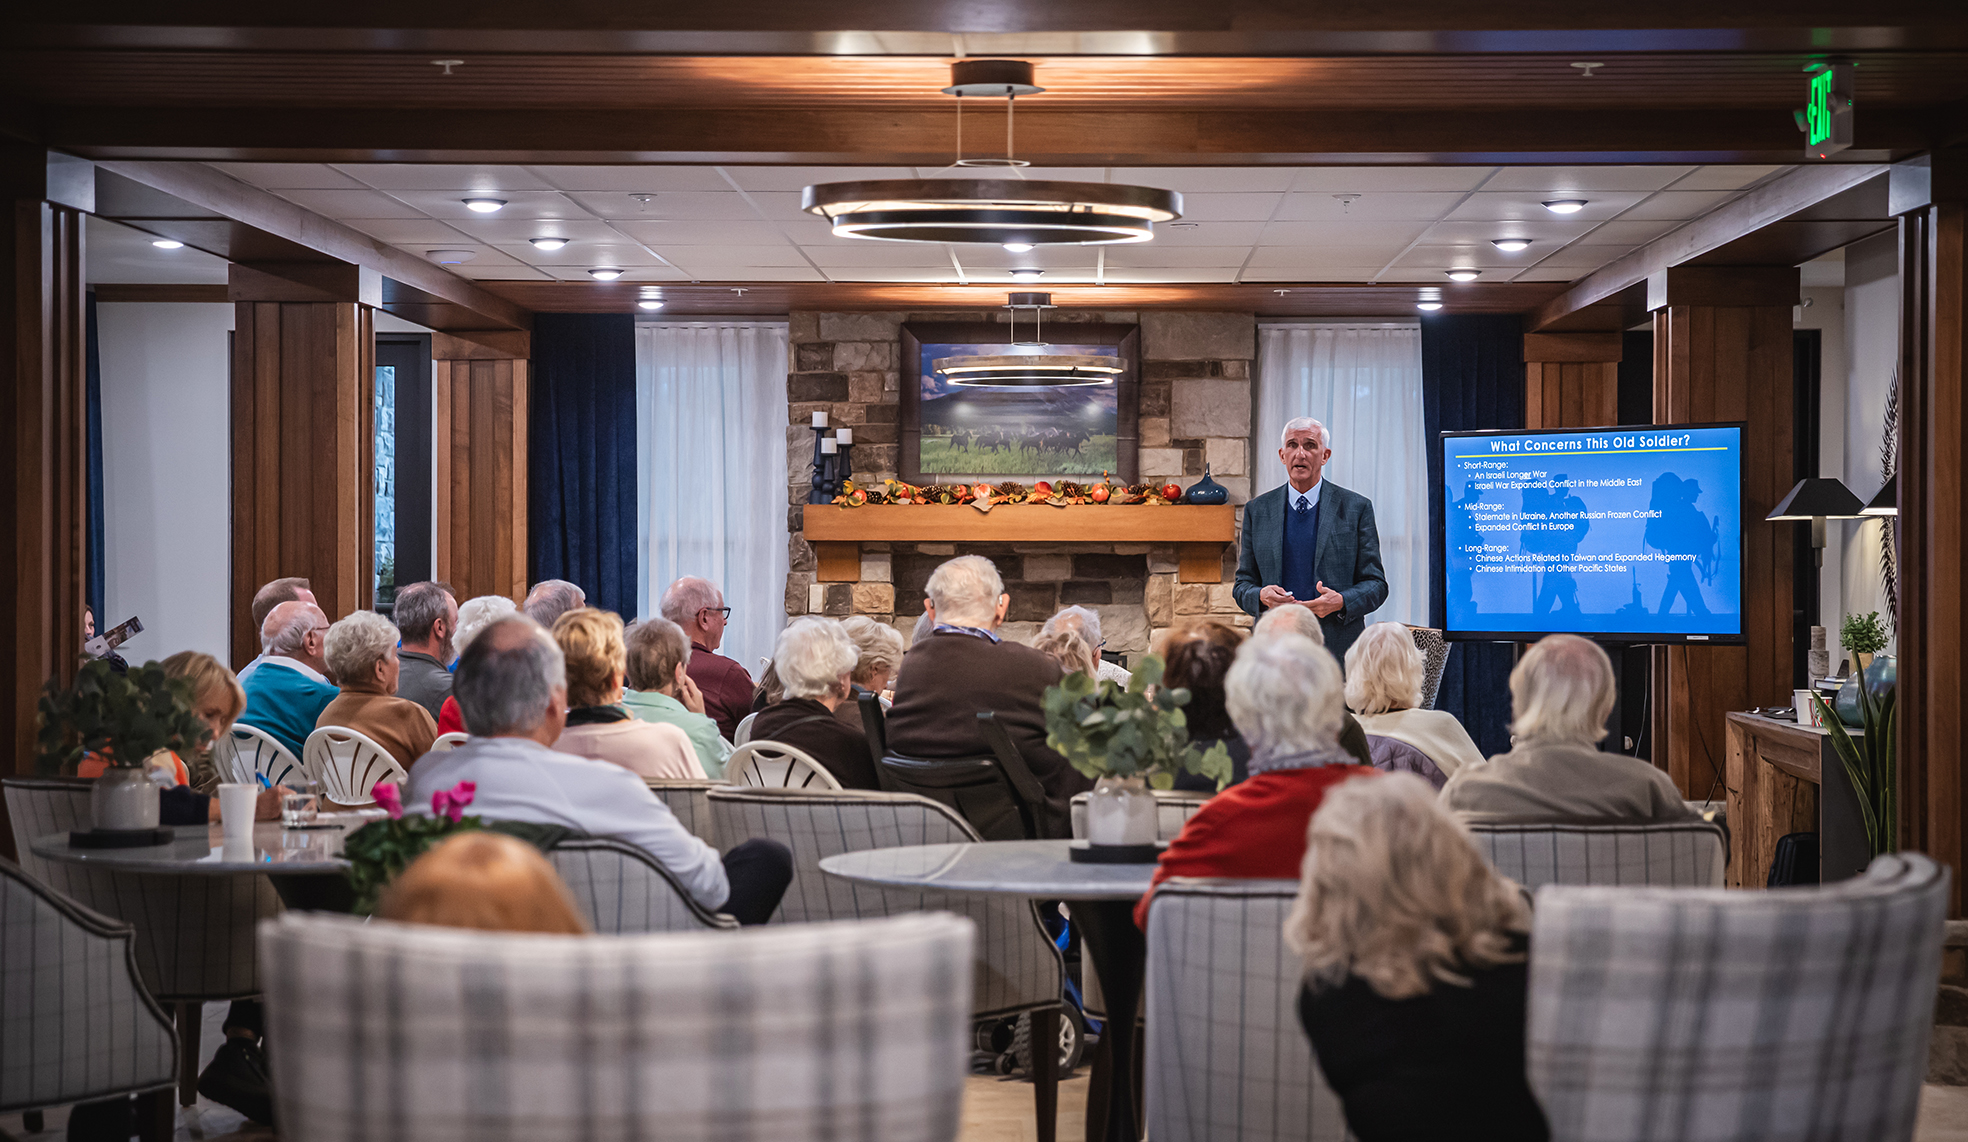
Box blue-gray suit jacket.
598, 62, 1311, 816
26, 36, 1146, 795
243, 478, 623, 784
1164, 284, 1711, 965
1233, 480, 1389, 661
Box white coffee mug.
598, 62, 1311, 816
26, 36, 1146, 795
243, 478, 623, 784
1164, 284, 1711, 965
216, 783, 257, 838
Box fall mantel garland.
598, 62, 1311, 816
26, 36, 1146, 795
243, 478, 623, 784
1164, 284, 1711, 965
831, 474, 1189, 509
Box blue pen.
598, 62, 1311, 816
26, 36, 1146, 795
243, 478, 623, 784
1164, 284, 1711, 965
256, 772, 271, 790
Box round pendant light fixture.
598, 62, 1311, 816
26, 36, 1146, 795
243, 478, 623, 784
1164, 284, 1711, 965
1542, 199, 1588, 214
1491, 238, 1531, 252
802, 61, 1181, 246
931, 293, 1125, 387
463, 198, 507, 213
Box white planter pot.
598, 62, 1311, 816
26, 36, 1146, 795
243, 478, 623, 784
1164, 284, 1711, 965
1085, 776, 1157, 846
92, 767, 160, 831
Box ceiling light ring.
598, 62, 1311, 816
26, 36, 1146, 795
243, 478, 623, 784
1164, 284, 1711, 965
806, 179, 1180, 220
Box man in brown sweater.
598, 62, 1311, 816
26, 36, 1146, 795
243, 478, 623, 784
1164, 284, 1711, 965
885, 555, 1092, 838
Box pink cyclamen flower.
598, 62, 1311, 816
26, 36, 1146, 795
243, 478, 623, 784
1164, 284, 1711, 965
371, 782, 404, 820
432, 780, 477, 823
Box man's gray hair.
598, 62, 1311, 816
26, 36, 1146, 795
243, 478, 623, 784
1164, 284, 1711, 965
454, 617, 567, 736
925, 555, 1004, 627
1042, 605, 1102, 649
1509, 634, 1614, 745
262, 601, 325, 656
522, 579, 587, 629
1227, 632, 1345, 763
624, 616, 691, 691
910, 610, 936, 646
773, 617, 858, 701
453, 595, 517, 659
1251, 603, 1324, 647
324, 610, 399, 685
1281, 416, 1329, 449
659, 576, 723, 627
392, 581, 455, 643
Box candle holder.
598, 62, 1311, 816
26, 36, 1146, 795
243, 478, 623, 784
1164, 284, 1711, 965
835, 441, 855, 491
807, 427, 836, 504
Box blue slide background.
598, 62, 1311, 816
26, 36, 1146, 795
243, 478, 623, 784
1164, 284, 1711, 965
1442, 426, 1742, 638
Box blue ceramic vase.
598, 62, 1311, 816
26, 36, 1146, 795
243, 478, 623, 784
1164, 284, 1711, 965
1834, 654, 1896, 727
1183, 465, 1229, 505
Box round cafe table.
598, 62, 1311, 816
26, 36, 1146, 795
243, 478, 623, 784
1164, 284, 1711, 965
820, 839, 1156, 1142
31, 817, 362, 911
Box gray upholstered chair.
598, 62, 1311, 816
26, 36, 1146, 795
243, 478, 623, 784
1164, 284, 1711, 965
1143, 878, 1354, 1142
708, 786, 1067, 1140
546, 835, 738, 933
0, 857, 178, 1131
644, 778, 721, 850
1068, 789, 1209, 842
1405, 626, 1448, 710
1468, 818, 1728, 890
259, 910, 975, 1142
3, 776, 282, 1106
1364, 734, 1448, 789
1529, 853, 1947, 1142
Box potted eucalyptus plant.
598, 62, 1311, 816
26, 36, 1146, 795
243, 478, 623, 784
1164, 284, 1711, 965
1042, 656, 1231, 852
37, 658, 211, 833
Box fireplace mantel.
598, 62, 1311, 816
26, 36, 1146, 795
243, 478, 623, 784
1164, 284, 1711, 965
802, 503, 1237, 583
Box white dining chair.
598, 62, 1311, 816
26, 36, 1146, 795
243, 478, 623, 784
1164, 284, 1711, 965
733, 711, 759, 746
723, 740, 843, 791
430, 731, 469, 752
211, 723, 306, 789
303, 726, 408, 808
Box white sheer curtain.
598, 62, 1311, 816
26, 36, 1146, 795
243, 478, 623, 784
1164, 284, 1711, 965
636, 321, 790, 675
1255, 323, 1429, 627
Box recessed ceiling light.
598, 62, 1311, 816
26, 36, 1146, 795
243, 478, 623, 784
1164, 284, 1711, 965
588, 268, 623, 280
1542, 199, 1588, 214
463, 198, 507, 213
1010, 269, 1044, 283
638, 299, 664, 311
150, 239, 184, 249
426, 249, 477, 264
1446, 269, 1481, 282
1416, 301, 1444, 312
1491, 238, 1532, 252
1002, 242, 1034, 253
529, 237, 569, 251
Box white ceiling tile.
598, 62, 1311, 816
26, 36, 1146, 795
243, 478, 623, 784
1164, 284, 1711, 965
1420, 219, 1599, 245
341, 218, 476, 243
439, 218, 625, 243
1673, 165, 1790, 191
540, 266, 692, 282
526, 244, 672, 268
1177, 193, 1284, 222
207, 162, 369, 190
747, 191, 821, 221
530, 166, 734, 192
663, 264, 826, 282
1007, 167, 1112, 183
271, 188, 428, 219
1112, 167, 1298, 192
563, 191, 761, 221
1239, 266, 1387, 282
610, 220, 792, 245
1290, 167, 1496, 192
649, 245, 812, 268
1509, 266, 1585, 282
451, 265, 557, 281
958, 246, 1103, 271
1099, 267, 1242, 283
1101, 246, 1253, 268
1585, 219, 1686, 244
1151, 221, 1266, 246
1256, 219, 1429, 247
1244, 245, 1403, 268
334, 164, 557, 191
380, 189, 589, 220
85, 217, 231, 285
1482, 166, 1694, 193
1273, 192, 1466, 221
1372, 266, 1484, 282
826, 267, 967, 283
400, 244, 534, 269
1445, 191, 1649, 221
1523, 244, 1637, 270
1390, 245, 1542, 271
721, 166, 916, 191
1617, 190, 1741, 220
803, 247, 954, 269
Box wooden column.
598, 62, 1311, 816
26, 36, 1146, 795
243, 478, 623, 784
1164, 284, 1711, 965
0, 151, 90, 794
1649, 266, 1799, 803
432, 333, 529, 604
229, 300, 374, 668
1523, 331, 1621, 429
1894, 151, 1968, 915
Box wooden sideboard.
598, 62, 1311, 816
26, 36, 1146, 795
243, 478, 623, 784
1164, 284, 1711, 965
1723, 712, 1869, 888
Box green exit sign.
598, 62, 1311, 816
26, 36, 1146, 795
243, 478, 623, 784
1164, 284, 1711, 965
1803, 62, 1854, 158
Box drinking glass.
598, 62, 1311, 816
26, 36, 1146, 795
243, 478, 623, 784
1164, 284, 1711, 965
281, 780, 321, 827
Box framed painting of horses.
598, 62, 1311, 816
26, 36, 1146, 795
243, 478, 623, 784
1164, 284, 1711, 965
899, 321, 1140, 486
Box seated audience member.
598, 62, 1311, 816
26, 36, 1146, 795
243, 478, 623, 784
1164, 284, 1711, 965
1032, 626, 1100, 679
522, 578, 587, 630
237, 600, 338, 759
316, 611, 440, 777
839, 614, 906, 723
1289, 773, 1548, 1142
1041, 605, 1132, 687
662, 575, 754, 741
103, 652, 282, 823
1345, 621, 1484, 788
392, 580, 458, 720
749, 618, 877, 789
1136, 632, 1374, 928
886, 555, 1094, 838
378, 831, 589, 935
750, 660, 784, 715
236, 576, 315, 684
1250, 603, 1375, 768
909, 610, 935, 647
436, 594, 519, 734
1159, 621, 1251, 791
622, 617, 730, 778
550, 608, 704, 780
1442, 634, 1695, 823
406, 617, 791, 924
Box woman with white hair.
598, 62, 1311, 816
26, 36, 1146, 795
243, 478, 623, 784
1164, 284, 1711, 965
1344, 622, 1484, 786
315, 610, 439, 779
435, 594, 520, 735
1289, 774, 1548, 1141
1440, 634, 1695, 823
749, 617, 876, 789
1133, 632, 1375, 929
835, 615, 906, 731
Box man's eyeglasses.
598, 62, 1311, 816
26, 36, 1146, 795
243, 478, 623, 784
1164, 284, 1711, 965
700, 606, 733, 619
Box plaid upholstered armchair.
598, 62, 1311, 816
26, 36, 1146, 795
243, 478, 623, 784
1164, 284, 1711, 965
1468, 818, 1728, 890
1143, 878, 1355, 1142
545, 836, 739, 933
258, 910, 976, 1142
643, 777, 722, 849
1528, 853, 1948, 1142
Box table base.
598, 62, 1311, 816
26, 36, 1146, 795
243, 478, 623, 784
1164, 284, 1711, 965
1074, 899, 1146, 1142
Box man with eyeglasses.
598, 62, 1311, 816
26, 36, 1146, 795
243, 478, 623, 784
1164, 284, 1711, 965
236, 600, 339, 758
660, 576, 753, 741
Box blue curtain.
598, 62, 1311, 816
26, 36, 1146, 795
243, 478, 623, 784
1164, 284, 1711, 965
530, 314, 638, 617
85, 291, 105, 625
1420, 314, 1523, 758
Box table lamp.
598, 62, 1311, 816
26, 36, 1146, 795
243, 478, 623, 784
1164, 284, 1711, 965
1766, 477, 1866, 566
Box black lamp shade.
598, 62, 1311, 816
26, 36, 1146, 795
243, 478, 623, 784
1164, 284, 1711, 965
1861, 473, 1898, 516
1766, 477, 1866, 521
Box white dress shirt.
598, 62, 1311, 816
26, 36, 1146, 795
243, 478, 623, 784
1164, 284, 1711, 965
1289, 477, 1324, 514
404, 733, 728, 909
237, 653, 329, 686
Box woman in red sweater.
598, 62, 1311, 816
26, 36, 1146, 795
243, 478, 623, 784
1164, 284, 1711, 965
1136, 630, 1374, 928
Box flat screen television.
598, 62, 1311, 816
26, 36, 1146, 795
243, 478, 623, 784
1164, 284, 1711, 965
1440, 422, 1744, 644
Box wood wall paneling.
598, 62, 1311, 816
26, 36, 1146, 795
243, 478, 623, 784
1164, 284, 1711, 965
432, 355, 529, 604
1523, 331, 1622, 432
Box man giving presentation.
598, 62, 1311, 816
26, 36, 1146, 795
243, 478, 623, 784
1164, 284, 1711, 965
1234, 417, 1388, 661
